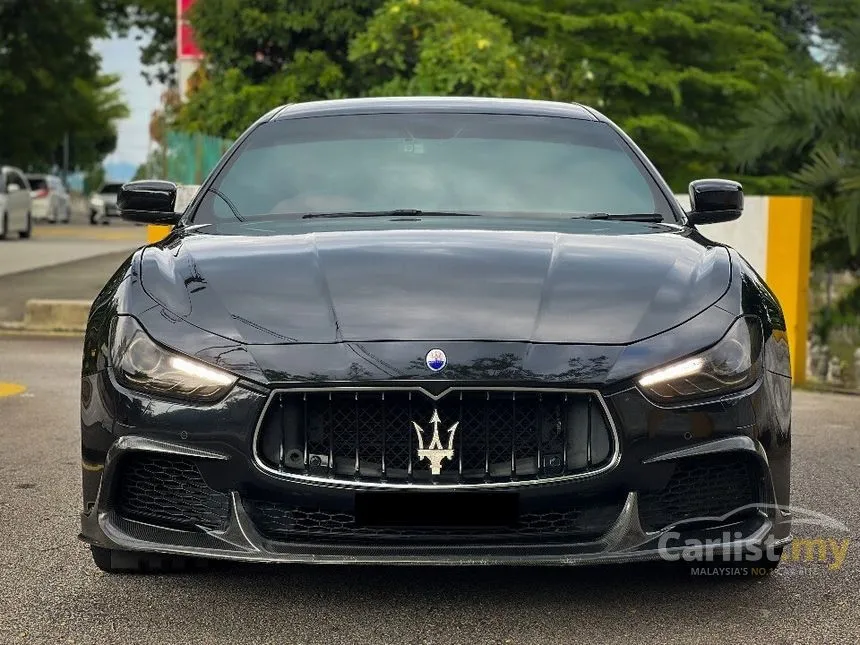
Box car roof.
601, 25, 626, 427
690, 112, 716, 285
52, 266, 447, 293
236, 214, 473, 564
270, 97, 600, 122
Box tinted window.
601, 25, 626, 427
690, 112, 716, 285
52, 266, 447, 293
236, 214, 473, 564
100, 183, 123, 194
28, 177, 47, 190
194, 113, 672, 224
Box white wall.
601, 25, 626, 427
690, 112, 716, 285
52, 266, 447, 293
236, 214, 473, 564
674, 194, 769, 277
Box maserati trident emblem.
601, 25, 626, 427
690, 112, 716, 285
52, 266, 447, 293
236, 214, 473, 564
425, 348, 447, 372
412, 409, 458, 475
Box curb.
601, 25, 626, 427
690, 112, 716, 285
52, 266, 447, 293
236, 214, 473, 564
0, 299, 92, 333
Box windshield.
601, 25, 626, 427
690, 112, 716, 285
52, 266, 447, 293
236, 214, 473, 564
193, 113, 674, 225
99, 183, 122, 194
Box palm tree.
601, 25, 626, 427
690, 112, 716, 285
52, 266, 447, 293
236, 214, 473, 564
735, 71, 860, 270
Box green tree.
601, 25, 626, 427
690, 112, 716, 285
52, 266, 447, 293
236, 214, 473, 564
0, 0, 129, 170
735, 72, 860, 269
178, 57, 345, 138
176, 0, 382, 137
349, 0, 524, 96
189, 0, 381, 84
466, 0, 793, 188
810, 0, 860, 68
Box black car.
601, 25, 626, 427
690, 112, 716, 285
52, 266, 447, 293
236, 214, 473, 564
80, 97, 792, 573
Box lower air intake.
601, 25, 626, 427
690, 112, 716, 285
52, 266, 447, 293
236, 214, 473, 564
638, 454, 762, 532
244, 496, 626, 544
114, 454, 230, 531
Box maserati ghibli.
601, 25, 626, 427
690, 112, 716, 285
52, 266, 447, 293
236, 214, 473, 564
79, 97, 792, 572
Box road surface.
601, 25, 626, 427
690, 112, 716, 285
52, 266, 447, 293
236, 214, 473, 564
0, 221, 145, 278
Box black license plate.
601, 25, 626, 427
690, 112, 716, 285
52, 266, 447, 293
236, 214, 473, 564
355, 492, 518, 528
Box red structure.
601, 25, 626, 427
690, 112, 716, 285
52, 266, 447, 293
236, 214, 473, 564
177, 0, 203, 59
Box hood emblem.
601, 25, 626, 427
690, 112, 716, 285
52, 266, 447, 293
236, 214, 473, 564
425, 348, 447, 372
412, 409, 458, 475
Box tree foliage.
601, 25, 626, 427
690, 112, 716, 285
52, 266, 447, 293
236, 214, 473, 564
467, 0, 796, 186
0, 0, 129, 170
349, 0, 523, 96
735, 71, 860, 267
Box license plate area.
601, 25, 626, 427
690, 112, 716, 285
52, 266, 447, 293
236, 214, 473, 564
355, 492, 518, 528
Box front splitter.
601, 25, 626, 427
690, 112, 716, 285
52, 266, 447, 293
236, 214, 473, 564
81, 490, 788, 566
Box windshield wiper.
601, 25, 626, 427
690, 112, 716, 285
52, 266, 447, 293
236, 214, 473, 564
302, 209, 481, 219
580, 212, 665, 222
209, 188, 245, 222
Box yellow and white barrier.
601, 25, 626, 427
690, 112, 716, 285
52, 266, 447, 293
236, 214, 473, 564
679, 194, 813, 384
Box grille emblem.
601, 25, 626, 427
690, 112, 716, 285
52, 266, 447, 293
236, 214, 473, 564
425, 348, 447, 372
412, 409, 458, 475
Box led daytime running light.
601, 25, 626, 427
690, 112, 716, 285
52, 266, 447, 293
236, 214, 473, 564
638, 357, 705, 387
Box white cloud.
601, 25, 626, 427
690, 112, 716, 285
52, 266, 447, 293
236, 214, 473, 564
94, 33, 165, 165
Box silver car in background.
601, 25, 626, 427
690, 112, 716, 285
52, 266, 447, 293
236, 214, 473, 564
89, 182, 123, 225
27, 174, 71, 223
1, 165, 32, 240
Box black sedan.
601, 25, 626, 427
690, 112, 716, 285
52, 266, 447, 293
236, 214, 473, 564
80, 97, 792, 573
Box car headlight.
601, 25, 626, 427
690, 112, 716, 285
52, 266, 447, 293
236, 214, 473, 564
637, 316, 762, 401
110, 316, 237, 402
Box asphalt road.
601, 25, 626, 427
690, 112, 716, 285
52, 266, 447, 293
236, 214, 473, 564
0, 335, 858, 644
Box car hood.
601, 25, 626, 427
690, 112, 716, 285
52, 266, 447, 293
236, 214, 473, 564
139, 224, 731, 345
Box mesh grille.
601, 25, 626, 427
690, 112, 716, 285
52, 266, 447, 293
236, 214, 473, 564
244, 498, 625, 544
115, 454, 230, 531
257, 389, 614, 484
638, 454, 761, 532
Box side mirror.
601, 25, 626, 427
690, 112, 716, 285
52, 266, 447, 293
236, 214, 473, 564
687, 179, 743, 225
117, 180, 182, 224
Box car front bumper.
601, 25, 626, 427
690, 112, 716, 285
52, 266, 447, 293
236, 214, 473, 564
80, 363, 792, 566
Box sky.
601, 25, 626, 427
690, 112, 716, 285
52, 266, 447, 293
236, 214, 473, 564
94, 33, 164, 176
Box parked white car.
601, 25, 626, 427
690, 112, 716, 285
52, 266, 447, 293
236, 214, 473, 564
27, 174, 71, 223
89, 182, 124, 225
0, 165, 32, 239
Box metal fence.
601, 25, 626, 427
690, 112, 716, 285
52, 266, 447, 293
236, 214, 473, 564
162, 130, 232, 185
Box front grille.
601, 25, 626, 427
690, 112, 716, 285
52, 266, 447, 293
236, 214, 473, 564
256, 388, 615, 485
638, 454, 762, 532
114, 454, 230, 531
244, 497, 626, 544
